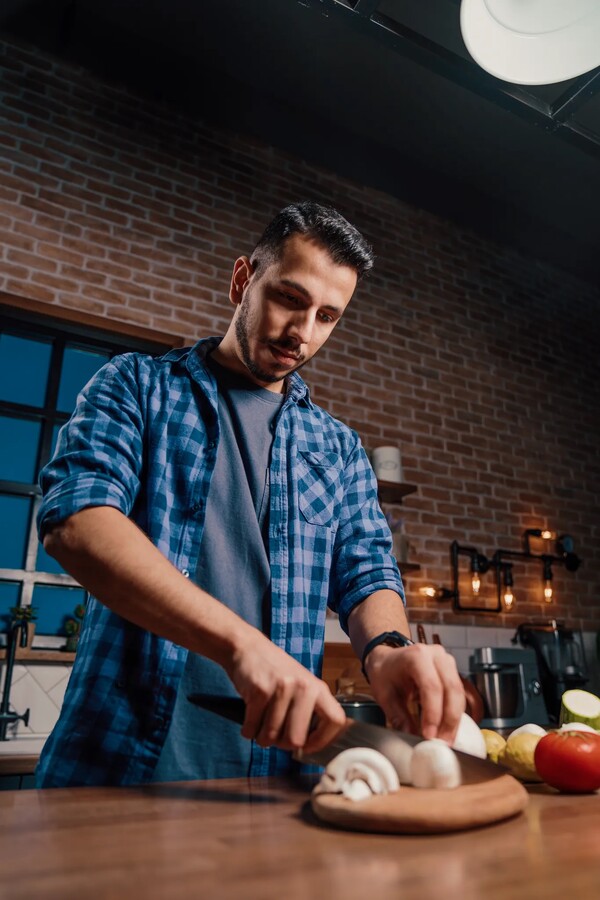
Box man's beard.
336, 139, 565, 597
234, 292, 307, 384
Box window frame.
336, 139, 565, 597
0, 293, 184, 649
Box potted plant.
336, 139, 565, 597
63, 603, 86, 653
9, 605, 37, 649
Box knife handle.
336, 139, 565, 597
187, 693, 246, 724
187, 693, 320, 733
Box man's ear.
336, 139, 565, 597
229, 256, 254, 305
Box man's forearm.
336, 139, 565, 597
43, 505, 257, 668
347, 589, 412, 662
44, 505, 347, 752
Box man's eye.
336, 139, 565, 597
319, 313, 334, 324
280, 292, 299, 304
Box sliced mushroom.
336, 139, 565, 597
452, 712, 487, 759
313, 747, 400, 800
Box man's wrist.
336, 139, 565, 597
200, 607, 261, 670
360, 630, 414, 681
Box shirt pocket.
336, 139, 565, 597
297, 449, 344, 526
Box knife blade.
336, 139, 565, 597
187, 693, 507, 785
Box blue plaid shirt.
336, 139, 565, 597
36, 337, 403, 787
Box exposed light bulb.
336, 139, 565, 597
541, 530, 554, 540
419, 586, 455, 602
471, 572, 481, 595
543, 559, 553, 603
503, 565, 515, 610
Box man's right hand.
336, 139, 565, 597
227, 634, 346, 755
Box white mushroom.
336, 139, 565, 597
410, 739, 461, 789
313, 747, 400, 800
452, 712, 487, 759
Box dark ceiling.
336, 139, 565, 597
3, 0, 600, 286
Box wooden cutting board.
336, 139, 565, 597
311, 773, 528, 834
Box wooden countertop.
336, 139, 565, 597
1, 777, 599, 899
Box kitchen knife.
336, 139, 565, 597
187, 693, 507, 785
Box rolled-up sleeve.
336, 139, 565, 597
37, 355, 144, 539
329, 440, 405, 633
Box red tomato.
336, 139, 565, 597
534, 730, 600, 793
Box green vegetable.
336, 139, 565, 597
560, 689, 600, 731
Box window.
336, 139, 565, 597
0, 301, 180, 649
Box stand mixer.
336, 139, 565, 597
469, 647, 549, 730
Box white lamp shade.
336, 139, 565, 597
460, 0, 600, 86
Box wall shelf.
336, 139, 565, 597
399, 562, 421, 574
377, 480, 417, 504
377, 480, 420, 573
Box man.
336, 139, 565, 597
36, 201, 465, 787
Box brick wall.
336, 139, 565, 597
2, 36, 599, 633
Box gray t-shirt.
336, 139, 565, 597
152, 357, 284, 781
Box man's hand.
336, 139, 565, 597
227, 634, 347, 754
364, 642, 466, 743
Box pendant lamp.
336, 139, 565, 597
460, 0, 600, 85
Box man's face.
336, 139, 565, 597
229, 233, 358, 391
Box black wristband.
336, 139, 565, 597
361, 630, 415, 681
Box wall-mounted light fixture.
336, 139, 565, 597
523, 528, 555, 554
419, 530, 582, 613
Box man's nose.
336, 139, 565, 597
287, 310, 316, 345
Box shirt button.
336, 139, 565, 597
207, 439, 216, 449
181, 569, 190, 578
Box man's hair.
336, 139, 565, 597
250, 201, 374, 280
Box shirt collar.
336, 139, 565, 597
186, 337, 313, 409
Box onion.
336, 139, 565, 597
509, 723, 547, 739
559, 721, 598, 733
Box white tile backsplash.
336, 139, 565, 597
494, 629, 518, 649
9, 670, 64, 735
0, 663, 67, 749
28, 664, 71, 694
434, 624, 467, 648
465, 626, 499, 649
325, 616, 347, 642
47, 674, 69, 710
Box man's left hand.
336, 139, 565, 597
364, 642, 466, 743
